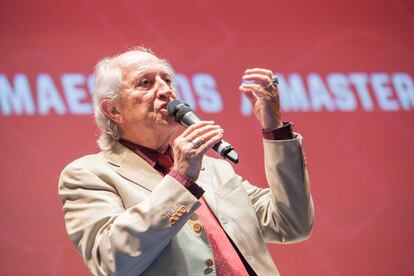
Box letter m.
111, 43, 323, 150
0, 74, 35, 115
278, 74, 310, 112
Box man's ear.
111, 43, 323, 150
101, 99, 122, 124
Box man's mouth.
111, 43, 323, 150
158, 103, 170, 114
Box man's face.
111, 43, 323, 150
114, 52, 179, 139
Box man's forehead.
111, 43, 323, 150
115, 51, 157, 65
113, 51, 172, 76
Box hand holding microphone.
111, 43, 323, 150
166, 99, 238, 181
170, 120, 224, 181
167, 99, 238, 164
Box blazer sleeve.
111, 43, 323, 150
58, 159, 200, 276
241, 134, 314, 243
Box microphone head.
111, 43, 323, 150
167, 99, 182, 116
167, 99, 192, 123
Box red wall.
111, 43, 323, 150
1, 0, 413, 275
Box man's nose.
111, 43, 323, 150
156, 77, 175, 99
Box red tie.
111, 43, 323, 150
156, 154, 174, 175
197, 197, 249, 276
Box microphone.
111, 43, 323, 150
167, 99, 239, 164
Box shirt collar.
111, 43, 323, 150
119, 139, 173, 168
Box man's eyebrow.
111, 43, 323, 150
128, 69, 152, 81
160, 71, 172, 77
125, 64, 172, 82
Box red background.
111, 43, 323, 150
1, 0, 413, 275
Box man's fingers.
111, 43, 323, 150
240, 83, 271, 98
198, 132, 224, 155
239, 85, 258, 105
240, 83, 261, 91
189, 127, 224, 152
242, 73, 271, 86
197, 128, 224, 145
180, 120, 214, 137
185, 124, 221, 141
244, 68, 273, 79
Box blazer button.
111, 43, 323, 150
193, 223, 203, 233
205, 258, 214, 267
169, 217, 177, 224
179, 205, 188, 213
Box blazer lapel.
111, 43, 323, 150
103, 144, 228, 211
197, 165, 218, 213
197, 156, 242, 223
104, 142, 162, 192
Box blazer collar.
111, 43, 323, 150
103, 142, 163, 192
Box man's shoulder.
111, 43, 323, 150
58, 151, 119, 190
59, 151, 113, 179
64, 152, 106, 168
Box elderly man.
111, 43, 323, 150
58, 47, 314, 276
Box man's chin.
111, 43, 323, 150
157, 113, 180, 127
166, 119, 181, 129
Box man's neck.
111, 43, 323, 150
121, 129, 175, 153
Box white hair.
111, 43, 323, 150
92, 47, 174, 151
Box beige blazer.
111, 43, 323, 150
58, 135, 314, 276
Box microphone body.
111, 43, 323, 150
167, 100, 239, 164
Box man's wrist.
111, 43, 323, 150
168, 170, 205, 199
262, 122, 294, 140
